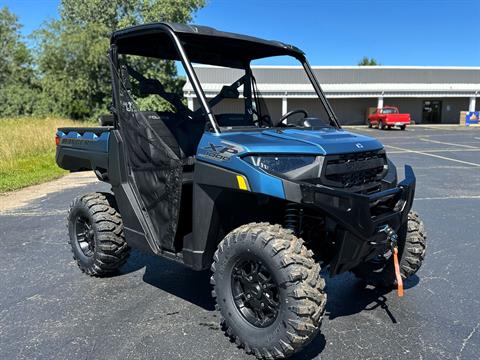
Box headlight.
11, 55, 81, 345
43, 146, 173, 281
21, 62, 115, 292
383, 158, 397, 184
243, 155, 323, 180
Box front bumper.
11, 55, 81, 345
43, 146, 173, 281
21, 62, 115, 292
283, 165, 416, 275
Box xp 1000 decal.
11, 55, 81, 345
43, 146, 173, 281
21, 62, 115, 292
198, 142, 244, 161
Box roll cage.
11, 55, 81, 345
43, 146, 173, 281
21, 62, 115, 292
109, 22, 341, 133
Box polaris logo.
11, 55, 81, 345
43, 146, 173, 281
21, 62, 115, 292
355, 143, 364, 149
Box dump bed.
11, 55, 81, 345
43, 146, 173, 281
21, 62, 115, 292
56, 127, 112, 180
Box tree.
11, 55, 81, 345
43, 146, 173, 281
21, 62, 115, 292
358, 56, 379, 66
34, 0, 205, 119
0, 7, 39, 116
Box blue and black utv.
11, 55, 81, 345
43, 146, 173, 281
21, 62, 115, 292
56, 23, 426, 359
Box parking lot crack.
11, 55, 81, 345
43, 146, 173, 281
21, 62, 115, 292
457, 321, 480, 360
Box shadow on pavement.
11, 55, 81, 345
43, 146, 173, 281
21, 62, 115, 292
121, 250, 216, 310
293, 273, 421, 359
325, 272, 420, 323
143, 264, 215, 310
115, 251, 420, 359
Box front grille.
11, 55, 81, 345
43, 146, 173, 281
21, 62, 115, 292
321, 150, 387, 190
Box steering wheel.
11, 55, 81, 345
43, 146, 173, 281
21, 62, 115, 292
279, 109, 308, 125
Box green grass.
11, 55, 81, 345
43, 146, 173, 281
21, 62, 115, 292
0, 117, 81, 193
0, 151, 67, 193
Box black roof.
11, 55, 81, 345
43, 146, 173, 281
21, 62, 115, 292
111, 22, 304, 68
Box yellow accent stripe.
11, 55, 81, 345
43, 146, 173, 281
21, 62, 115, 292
236, 175, 249, 191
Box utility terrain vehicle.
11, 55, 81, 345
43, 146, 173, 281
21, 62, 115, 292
56, 23, 426, 359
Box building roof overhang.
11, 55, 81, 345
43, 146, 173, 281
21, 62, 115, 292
183, 65, 480, 98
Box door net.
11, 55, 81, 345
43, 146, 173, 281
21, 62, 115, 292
116, 65, 183, 252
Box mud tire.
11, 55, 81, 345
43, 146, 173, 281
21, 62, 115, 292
67, 192, 129, 276
211, 223, 326, 359
352, 211, 426, 287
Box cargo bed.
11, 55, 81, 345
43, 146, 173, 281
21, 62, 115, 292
56, 127, 112, 180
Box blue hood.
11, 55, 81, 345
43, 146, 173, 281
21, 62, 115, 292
220, 128, 383, 155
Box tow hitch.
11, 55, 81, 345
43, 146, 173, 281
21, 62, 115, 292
380, 225, 404, 297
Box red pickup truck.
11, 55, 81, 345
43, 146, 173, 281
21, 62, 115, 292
368, 106, 411, 130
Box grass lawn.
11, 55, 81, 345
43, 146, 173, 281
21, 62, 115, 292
0, 117, 82, 193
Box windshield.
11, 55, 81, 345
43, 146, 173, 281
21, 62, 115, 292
188, 55, 337, 130
381, 108, 398, 114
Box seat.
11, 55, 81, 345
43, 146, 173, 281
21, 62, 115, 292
168, 113, 205, 157
137, 111, 183, 159
137, 111, 205, 159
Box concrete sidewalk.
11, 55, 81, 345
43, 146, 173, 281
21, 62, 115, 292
0, 172, 97, 214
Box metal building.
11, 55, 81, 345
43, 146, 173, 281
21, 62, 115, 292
183, 66, 480, 125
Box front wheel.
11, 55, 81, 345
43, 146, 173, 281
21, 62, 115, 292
400, 125, 406, 130
352, 211, 426, 287
211, 223, 326, 359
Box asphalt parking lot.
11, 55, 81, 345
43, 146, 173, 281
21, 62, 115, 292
1, 125, 479, 359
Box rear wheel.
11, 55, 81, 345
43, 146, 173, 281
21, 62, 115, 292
67, 192, 129, 276
352, 211, 426, 287
211, 223, 326, 359
368, 122, 373, 128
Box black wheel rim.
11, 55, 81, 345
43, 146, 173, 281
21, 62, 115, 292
231, 257, 280, 328
75, 216, 95, 257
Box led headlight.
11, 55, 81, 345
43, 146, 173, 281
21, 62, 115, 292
243, 155, 323, 181
383, 158, 397, 183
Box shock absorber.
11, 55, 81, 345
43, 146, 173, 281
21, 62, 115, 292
284, 203, 302, 235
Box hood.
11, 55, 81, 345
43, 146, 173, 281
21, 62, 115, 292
220, 128, 383, 155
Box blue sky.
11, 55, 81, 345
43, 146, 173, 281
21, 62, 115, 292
2, 0, 479, 66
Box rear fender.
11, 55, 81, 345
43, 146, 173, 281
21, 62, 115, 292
56, 127, 111, 177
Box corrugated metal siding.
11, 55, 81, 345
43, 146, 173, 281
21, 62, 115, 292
314, 68, 480, 84
191, 66, 480, 85
193, 67, 244, 85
